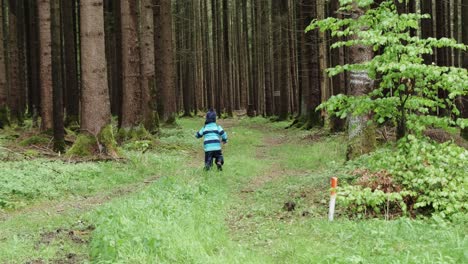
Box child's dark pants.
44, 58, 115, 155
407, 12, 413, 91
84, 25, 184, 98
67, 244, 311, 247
205, 150, 224, 171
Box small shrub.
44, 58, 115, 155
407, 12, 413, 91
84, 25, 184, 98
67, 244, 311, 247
338, 135, 467, 220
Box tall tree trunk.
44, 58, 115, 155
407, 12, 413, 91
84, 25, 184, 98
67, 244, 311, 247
80, 0, 111, 136
25, 0, 40, 127
298, 0, 321, 127
51, 0, 64, 152
104, 0, 122, 120
264, 0, 273, 116
0, 0, 7, 127
38, 0, 54, 131
140, 0, 157, 130
420, 0, 433, 63
16, 0, 26, 123
223, 0, 233, 116
329, 0, 346, 132
7, 0, 22, 123
121, 0, 142, 128
346, 3, 376, 160
460, 0, 468, 140
62, 0, 79, 125
278, 0, 290, 120
155, 0, 176, 123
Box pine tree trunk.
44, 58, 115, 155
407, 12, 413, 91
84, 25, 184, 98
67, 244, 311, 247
155, 0, 176, 123
38, 0, 54, 131
0, 0, 7, 127
298, 0, 321, 127
62, 0, 79, 125
104, 0, 122, 120
121, 0, 142, 128
264, 0, 273, 116
25, 0, 40, 127
7, 0, 22, 123
329, 0, 346, 132
51, 0, 64, 152
461, 0, 468, 140
80, 0, 111, 136
140, 0, 157, 130
16, 0, 26, 122
420, 0, 434, 63
223, 0, 233, 116
278, 0, 289, 120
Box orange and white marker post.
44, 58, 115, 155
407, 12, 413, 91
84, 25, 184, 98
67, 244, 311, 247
328, 177, 338, 221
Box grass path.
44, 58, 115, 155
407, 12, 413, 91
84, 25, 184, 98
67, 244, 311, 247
0, 118, 466, 263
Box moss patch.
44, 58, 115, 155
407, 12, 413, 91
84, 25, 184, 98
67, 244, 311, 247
346, 120, 377, 160
0, 106, 10, 128
117, 125, 152, 143
19, 135, 51, 147
66, 134, 96, 157
98, 125, 120, 158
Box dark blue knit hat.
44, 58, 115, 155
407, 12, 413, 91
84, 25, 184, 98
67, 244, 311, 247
206, 110, 217, 124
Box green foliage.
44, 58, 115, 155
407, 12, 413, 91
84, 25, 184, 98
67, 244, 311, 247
19, 135, 51, 147
0, 106, 10, 128
338, 136, 468, 220
66, 134, 95, 157
308, 0, 468, 137
117, 125, 152, 143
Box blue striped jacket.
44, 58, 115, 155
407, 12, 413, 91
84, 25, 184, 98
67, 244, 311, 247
195, 122, 228, 152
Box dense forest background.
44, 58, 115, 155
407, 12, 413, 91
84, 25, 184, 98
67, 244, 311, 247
0, 0, 466, 153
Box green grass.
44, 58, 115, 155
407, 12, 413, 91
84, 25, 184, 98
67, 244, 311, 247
0, 117, 466, 263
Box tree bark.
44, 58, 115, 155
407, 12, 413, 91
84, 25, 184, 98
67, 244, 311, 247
80, 0, 111, 136
7, 0, 22, 123
298, 0, 321, 127
0, 0, 7, 127
346, 2, 376, 160
278, 0, 290, 120
38, 0, 54, 131
25, 0, 40, 127
460, 0, 468, 140
140, 0, 157, 130
62, 0, 79, 125
223, 0, 233, 116
51, 0, 64, 152
121, 0, 142, 128
155, 0, 176, 123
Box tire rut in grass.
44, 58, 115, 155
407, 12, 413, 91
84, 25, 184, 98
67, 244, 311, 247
0, 174, 162, 222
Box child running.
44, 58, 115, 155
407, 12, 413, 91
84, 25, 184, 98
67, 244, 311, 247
195, 109, 228, 171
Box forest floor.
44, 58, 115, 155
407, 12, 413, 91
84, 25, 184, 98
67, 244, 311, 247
0, 118, 465, 263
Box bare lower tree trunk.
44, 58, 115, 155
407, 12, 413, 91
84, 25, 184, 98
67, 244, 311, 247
80, 0, 111, 136
51, 0, 64, 152
461, 0, 468, 140
38, 0, 54, 131
121, 0, 142, 128
140, 0, 157, 131
297, 0, 321, 127
16, 0, 26, 123
62, 0, 79, 125
7, 0, 22, 123
155, 0, 176, 123
277, 0, 290, 120
346, 2, 376, 160
25, 0, 40, 127
0, 0, 8, 127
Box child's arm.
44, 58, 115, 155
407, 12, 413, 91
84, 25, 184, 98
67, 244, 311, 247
195, 127, 204, 139
218, 126, 228, 143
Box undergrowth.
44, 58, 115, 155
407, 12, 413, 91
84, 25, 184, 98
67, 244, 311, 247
337, 135, 468, 221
